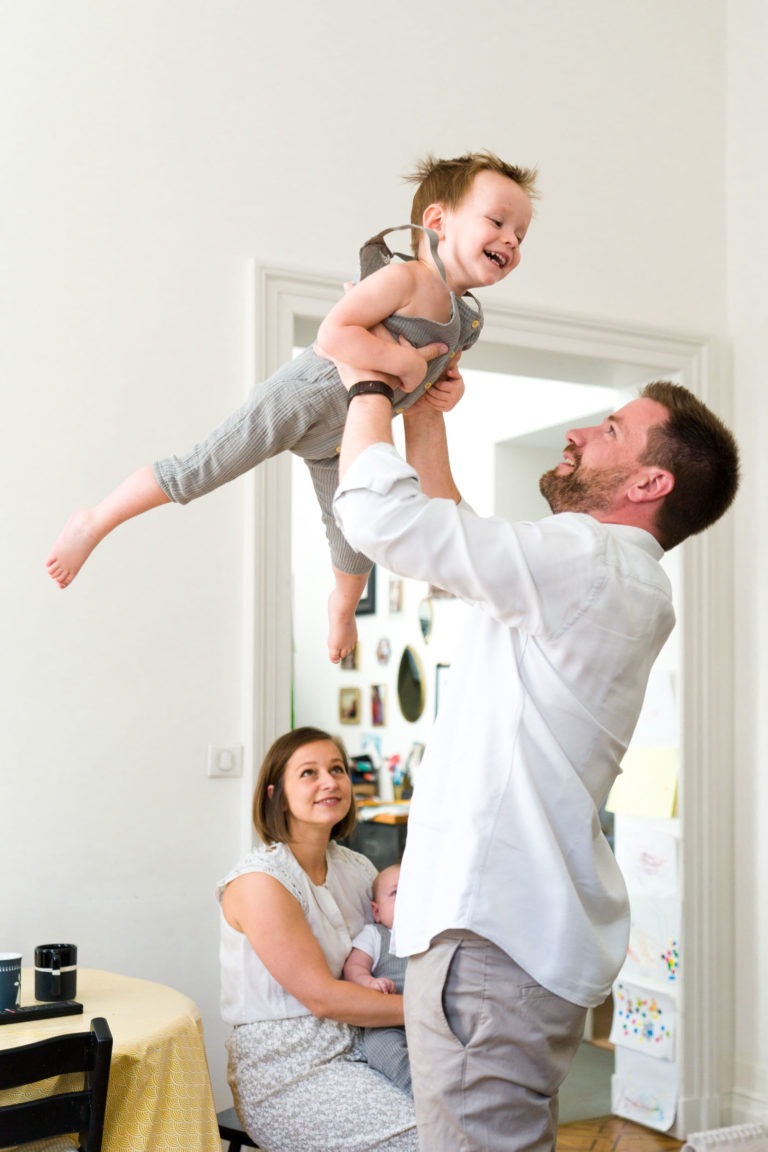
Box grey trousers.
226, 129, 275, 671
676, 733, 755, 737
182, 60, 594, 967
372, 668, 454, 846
152, 348, 373, 576
404, 931, 587, 1152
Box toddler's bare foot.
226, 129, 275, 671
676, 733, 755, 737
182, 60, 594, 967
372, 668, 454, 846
46, 509, 104, 588
328, 589, 359, 664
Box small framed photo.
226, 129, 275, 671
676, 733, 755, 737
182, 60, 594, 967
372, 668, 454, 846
389, 578, 404, 615
435, 663, 451, 717
339, 687, 361, 725
371, 684, 387, 727
376, 637, 391, 666
356, 567, 377, 616
340, 644, 359, 671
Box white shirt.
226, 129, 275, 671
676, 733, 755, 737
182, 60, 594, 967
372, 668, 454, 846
334, 444, 674, 1007
216, 841, 376, 1025
351, 922, 386, 967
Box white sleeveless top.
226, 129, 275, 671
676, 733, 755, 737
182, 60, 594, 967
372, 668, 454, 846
217, 840, 377, 1025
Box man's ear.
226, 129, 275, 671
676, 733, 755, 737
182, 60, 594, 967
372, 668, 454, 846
422, 201, 447, 237
628, 468, 674, 504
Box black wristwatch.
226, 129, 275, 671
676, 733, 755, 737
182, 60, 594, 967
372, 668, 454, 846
346, 380, 396, 407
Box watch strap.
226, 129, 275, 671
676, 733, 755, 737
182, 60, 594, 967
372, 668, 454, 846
346, 380, 396, 406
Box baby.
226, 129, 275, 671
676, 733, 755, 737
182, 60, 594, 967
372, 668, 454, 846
343, 863, 410, 1093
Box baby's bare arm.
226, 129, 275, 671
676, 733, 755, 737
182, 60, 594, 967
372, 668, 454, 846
343, 947, 396, 994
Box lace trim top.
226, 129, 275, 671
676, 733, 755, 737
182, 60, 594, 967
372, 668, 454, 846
217, 840, 377, 1024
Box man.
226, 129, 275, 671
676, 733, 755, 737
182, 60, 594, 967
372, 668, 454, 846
333, 371, 739, 1152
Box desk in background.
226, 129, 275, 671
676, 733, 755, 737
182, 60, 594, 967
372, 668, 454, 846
346, 803, 409, 870
0, 967, 221, 1152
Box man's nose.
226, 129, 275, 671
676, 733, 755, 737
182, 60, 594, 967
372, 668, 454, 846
567, 424, 596, 446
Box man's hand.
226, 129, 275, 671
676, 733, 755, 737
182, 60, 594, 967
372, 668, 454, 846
417, 356, 465, 414
333, 337, 448, 394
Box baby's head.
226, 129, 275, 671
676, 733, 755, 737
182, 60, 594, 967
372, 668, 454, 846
405, 151, 539, 277
371, 863, 400, 930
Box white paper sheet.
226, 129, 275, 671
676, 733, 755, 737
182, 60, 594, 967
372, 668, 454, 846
612, 1046, 678, 1131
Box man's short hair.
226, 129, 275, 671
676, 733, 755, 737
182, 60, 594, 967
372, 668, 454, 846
640, 381, 740, 550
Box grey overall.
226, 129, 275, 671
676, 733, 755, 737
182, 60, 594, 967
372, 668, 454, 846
153, 227, 484, 575
362, 923, 411, 1094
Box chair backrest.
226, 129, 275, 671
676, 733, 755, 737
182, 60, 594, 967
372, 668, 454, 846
0, 1017, 112, 1152
217, 1105, 260, 1150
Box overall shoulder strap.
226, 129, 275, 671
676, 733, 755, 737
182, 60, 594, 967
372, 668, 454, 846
359, 224, 447, 284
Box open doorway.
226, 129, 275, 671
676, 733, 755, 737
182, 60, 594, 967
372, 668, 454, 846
247, 261, 733, 1136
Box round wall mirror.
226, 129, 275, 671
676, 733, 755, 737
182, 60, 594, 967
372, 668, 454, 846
397, 645, 426, 722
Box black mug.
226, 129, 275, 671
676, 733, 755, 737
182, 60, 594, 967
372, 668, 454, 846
35, 943, 77, 1002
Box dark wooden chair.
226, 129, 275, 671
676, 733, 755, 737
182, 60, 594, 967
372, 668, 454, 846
217, 1105, 260, 1151
0, 1017, 112, 1152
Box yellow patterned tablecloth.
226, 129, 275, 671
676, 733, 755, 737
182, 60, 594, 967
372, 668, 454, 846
0, 968, 222, 1152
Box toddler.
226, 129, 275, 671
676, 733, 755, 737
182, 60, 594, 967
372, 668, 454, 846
46, 153, 537, 661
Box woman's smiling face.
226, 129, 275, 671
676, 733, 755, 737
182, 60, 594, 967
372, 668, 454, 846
278, 738, 352, 836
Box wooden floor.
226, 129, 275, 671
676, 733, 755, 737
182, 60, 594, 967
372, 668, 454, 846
557, 1115, 683, 1152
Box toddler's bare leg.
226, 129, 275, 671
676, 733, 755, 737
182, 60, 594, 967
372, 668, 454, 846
328, 569, 369, 664
46, 464, 171, 588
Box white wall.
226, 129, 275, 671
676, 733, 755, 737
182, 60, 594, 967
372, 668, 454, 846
726, 0, 768, 1124
3, 0, 761, 1121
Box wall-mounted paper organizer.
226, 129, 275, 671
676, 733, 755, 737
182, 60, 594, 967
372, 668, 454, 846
605, 664, 683, 1133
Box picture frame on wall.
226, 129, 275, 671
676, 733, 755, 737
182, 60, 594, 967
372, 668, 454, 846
435, 663, 451, 717
356, 566, 376, 615
339, 644, 359, 671
371, 684, 386, 727
389, 578, 404, 614
339, 687, 361, 725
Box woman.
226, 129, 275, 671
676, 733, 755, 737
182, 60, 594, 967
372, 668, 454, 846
217, 726, 418, 1151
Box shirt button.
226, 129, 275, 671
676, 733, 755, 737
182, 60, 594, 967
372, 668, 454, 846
335, 445, 340, 454
471, 320, 480, 329
395, 407, 404, 414
424, 382, 432, 391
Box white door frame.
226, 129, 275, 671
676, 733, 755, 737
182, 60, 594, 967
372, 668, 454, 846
246, 262, 735, 1135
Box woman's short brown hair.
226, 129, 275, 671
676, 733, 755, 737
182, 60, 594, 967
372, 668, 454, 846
252, 726, 358, 845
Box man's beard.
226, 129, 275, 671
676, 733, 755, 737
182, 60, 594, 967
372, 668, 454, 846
539, 459, 632, 515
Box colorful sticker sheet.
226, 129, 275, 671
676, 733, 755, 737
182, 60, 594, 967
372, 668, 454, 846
609, 979, 676, 1060
623, 894, 682, 986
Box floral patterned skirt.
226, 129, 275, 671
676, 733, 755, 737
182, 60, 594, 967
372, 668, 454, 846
227, 1015, 418, 1152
